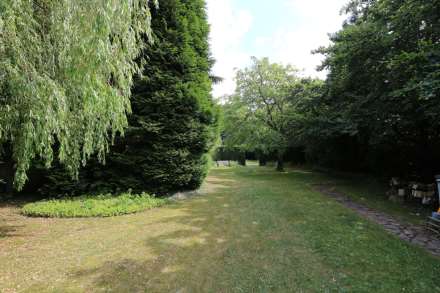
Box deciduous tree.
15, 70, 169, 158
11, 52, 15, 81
227, 57, 300, 171
0, 0, 157, 190
311, 0, 440, 177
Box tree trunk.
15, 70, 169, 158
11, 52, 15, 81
259, 155, 267, 166
237, 152, 246, 166
0, 156, 15, 195
4, 161, 15, 194
276, 150, 284, 172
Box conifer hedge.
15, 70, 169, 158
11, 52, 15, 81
39, 0, 219, 196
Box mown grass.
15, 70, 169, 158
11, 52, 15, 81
314, 171, 432, 225
1, 166, 439, 292
21, 192, 168, 218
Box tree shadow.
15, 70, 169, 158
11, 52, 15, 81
0, 197, 29, 239
62, 178, 240, 292
0, 224, 24, 238
0, 193, 47, 209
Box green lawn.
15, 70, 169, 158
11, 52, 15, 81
315, 171, 432, 225
1, 166, 439, 292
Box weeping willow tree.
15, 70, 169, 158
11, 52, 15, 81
38, 0, 220, 197
0, 0, 157, 190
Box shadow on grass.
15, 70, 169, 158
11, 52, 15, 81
0, 224, 24, 238
0, 193, 48, 209
0, 196, 30, 239
72, 208, 224, 291
62, 176, 238, 292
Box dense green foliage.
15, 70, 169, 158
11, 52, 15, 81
0, 0, 157, 190
22, 192, 167, 218
222, 58, 323, 170
223, 0, 440, 180
304, 0, 440, 178
40, 0, 218, 196
222, 58, 301, 170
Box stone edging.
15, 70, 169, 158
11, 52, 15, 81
313, 184, 440, 256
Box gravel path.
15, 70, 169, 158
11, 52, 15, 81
314, 184, 440, 256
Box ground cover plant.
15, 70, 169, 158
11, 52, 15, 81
1, 166, 439, 292
21, 192, 168, 218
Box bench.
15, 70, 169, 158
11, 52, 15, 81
427, 217, 440, 237
216, 160, 231, 167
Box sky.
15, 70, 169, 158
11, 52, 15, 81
206, 0, 349, 98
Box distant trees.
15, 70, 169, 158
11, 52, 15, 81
2, 0, 436, 194
222, 57, 323, 171
223, 0, 440, 180
40, 0, 219, 196
0, 0, 157, 190
308, 0, 440, 178
222, 94, 277, 166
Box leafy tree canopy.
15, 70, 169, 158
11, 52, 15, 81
223, 57, 323, 170
0, 0, 157, 189
309, 0, 440, 176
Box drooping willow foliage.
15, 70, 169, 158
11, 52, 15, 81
0, 0, 158, 189
39, 0, 220, 197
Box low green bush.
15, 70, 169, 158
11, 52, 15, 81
21, 192, 168, 218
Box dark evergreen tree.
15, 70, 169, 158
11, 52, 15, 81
38, 0, 219, 196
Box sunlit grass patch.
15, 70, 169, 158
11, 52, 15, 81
2, 166, 439, 292
21, 192, 168, 218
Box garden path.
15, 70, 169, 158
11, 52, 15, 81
314, 184, 440, 256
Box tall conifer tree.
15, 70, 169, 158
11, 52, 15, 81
41, 0, 218, 195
